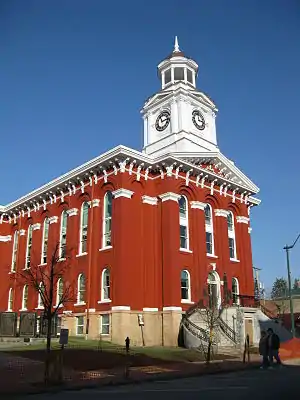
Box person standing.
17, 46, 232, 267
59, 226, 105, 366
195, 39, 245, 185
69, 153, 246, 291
259, 331, 269, 369
267, 328, 282, 368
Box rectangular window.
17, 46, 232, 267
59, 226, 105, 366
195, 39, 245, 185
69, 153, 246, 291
76, 316, 84, 335
229, 238, 235, 259
11, 231, 19, 272
41, 219, 49, 264
187, 69, 193, 84
100, 314, 110, 335
206, 232, 213, 254
174, 67, 184, 80
164, 69, 171, 84
60, 212, 68, 258
25, 226, 33, 268
180, 225, 188, 249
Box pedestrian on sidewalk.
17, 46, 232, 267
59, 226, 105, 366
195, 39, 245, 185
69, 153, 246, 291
259, 330, 269, 369
267, 328, 282, 368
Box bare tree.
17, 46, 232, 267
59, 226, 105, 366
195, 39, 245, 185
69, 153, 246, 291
17, 243, 74, 384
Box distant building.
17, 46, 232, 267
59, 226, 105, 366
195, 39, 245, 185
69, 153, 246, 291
0, 38, 260, 346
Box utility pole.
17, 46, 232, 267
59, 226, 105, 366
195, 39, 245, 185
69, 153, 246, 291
283, 233, 300, 338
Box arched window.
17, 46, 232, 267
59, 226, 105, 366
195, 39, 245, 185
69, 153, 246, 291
205, 204, 214, 255
77, 274, 86, 304
181, 270, 191, 301
37, 282, 45, 308
208, 272, 220, 309
22, 285, 28, 310
101, 268, 111, 301
7, 288, 13, 311
59, 210, 68, 259
102, 191, 112, 248
56, 278, 64, 306
11, 230, 19, 272
25, 225, 33, 268
179, 196, 189, 250
227, 211, 237, 259
79, 202, 89, 254
232, 277, 239, 305
41, 218, 49, 264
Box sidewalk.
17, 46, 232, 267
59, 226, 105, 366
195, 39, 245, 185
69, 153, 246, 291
0, 354, 261, 396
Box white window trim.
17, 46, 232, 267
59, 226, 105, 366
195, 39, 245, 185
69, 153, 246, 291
41, 218, 49, 265
232, 277, 240, 305
179, 195, 190, 251
207, 271, 221, 309
55, 278, 64, 307
228, 211, 237, 260
59, 211, 68, 259
37, 282, 44, 309
102, 192, 112, 249
7, 288, 13, 311
78, 202, 89, 256
11, 230, 18, 272
77, 273, 85, 304
101, 268, 111, 302
205, 204, 215, 256
25, 225, 33, 268
181, 269, 191, 302
100, 314, 110, 335
22, 285, 28, 310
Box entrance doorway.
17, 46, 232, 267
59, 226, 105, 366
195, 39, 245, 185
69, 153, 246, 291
244, 319, 254, 345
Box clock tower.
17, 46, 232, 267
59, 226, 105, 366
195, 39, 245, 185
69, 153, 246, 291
142, 37, 219, 157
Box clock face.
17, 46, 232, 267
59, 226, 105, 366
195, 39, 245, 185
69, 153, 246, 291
192, 110, 205, 130
155, 111, 170, 131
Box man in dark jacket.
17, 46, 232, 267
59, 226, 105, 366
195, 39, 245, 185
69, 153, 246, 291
267, 328, 282, 367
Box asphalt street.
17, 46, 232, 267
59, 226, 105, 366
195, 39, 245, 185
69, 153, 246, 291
21, 365, 300, 400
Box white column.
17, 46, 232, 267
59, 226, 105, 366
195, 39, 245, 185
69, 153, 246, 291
147, 113, 152, 144
143, 116, 148, 147
171, 99, 178, 133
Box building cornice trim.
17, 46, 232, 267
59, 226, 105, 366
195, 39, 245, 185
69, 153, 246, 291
0, 235, 12, 242
112, 189, 134, 199
236, 216, 250, 224
159, 192, 181, 202
141, 195, 158, 205
190, 201, 206, 210
214, 209, 229, 218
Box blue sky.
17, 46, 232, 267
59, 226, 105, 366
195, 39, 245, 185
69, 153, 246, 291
1, 1, 299, 290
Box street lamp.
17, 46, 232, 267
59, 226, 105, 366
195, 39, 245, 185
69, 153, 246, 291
283, 233, 300, 338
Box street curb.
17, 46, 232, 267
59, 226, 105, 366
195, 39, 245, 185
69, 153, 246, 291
1, 362, 260, 397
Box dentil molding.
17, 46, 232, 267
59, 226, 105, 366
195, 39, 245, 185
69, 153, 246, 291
112, 189, 134, 199
141, 195, 158, 205
214, 209, 229, 218
0, 235, 12, 242
236, 216, 250, 224
190, 201, 206, 210
159, 192, 181, 202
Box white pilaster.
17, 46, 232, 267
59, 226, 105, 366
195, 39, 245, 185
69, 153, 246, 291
143, 116, 148, 147
171, 99, 178, 133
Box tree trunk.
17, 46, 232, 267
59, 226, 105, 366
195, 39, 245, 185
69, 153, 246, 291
44, 312, 52, 385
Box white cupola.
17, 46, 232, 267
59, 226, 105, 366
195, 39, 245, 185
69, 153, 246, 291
141, 37, 219, 158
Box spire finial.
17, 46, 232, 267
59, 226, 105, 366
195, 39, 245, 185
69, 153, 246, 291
174, 36, 180, 52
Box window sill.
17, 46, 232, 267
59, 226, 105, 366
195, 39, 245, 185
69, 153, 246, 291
74, 302, 86, 306
38, 263, 47, 267
76, 252, 88, 258
181, 300, 194, 304
35, 306, 44, 310
54, 304, 63, 308
19, 308, 27, 312
100, 333, 110, 336
179, 248, 193, 254
23, 267, 30, 271
99, 246, 112, 252
207, 253, 218, 259
98, 299, 112, 304
6, 309, 13, 312
230, 258, 240, 263
8, 271, 16, 274
58, 258, 66, 262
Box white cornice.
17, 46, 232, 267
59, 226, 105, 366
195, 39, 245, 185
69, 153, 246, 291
215, 209, 229, 218
190, 201, 206, 210
0, 235, 12, 242
159, 192, 181, 202
236, 216, 250, 224
112, 188, 134, 199
141, 195, 158, 205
